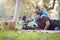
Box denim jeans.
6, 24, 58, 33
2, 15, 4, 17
55, 27, 60, 30
22, 26, 35, 30
55, 20, 60, 30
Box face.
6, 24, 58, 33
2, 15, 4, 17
34, 14, 40, 20
35, 8, 41, 13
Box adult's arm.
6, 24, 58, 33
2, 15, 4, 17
44, 20, 50, 30
42, 16, 50, 30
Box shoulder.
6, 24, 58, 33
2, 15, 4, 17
42, 10, 48, 15
41, 15, 50, 20
41, 15, 47, 18
42, 10, 47, 13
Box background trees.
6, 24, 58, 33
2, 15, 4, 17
0, 0, 58, 20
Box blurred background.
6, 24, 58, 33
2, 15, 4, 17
0, 0, 60, 40
0, 0, 59, 20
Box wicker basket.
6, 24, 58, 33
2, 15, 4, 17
3, 20, 16, 30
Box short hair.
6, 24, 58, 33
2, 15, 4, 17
35, 6, 40, 10
22, 15, 26, 20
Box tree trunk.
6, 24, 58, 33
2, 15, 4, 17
13, 0, 20, 25
58, 0, 60, 20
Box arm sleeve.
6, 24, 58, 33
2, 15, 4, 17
42, 16, 50, 22
42, 10, 50, 18
27, 19, 33, 23
34, 20, 38, 26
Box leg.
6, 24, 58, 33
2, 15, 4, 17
47, 20, 60, 30
55, 20, 60, 30
56, 20, 60, 27
22, 26, 35, 30
55, 27, 60, 30
47, 26, 55, 30
27, 26, 35, 30
22, 26, 28, 30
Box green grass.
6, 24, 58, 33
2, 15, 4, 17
0, 21, 60, 40
0, 20, 3, 28
0, 30, 60, 40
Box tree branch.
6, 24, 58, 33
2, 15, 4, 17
44, 0, 56, 11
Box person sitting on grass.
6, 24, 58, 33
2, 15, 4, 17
22, 15, 35, 30
35, 13, 60, 30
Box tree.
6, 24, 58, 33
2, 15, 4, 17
44, 0, 56, 11
13, 0, 20, 25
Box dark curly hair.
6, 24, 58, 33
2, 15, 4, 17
35, 6, 40, 10
22, 15, 26, 20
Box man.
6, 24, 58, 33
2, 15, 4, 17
35, 14, 60, 30
34, 7, 50, 18
34, 6, 50, 27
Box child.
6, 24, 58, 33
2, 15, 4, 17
22, 15, 35, 30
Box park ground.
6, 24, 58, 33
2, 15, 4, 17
0, 21, 60, 40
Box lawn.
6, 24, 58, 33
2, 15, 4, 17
0, 20, 60, 40
0, 30, 60, 40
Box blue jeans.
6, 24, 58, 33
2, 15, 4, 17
55, 27, 60, 30
22, 26, 35, 30
55, 20, 60, 30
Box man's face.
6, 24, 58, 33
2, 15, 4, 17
34, 14, 40, 20
35, 9, 41, 13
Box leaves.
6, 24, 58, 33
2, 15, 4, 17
43, 0, 50, 4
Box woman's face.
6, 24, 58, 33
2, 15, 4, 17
34, 14, 40, 20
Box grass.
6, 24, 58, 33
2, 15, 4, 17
0, 20, 3, 28
0, 20, 60, 40
0, 30, 60, 40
